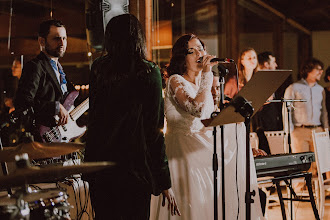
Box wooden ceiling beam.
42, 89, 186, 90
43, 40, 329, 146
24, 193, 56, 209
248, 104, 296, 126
23, 0, 84, 13
252, 0, 311, 35
284, 1, 330, 16
238, 0, 278, 22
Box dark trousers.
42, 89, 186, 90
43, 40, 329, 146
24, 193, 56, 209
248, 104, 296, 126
89, 171, 151, 220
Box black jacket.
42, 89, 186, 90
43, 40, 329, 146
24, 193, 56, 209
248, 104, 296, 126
85, 57, 171, 196
14, 52, 75, 128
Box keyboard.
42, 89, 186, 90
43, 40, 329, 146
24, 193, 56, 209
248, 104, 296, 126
254, 152, 315, 177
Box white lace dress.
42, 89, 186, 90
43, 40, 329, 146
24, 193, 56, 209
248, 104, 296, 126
150, 72, 263, 220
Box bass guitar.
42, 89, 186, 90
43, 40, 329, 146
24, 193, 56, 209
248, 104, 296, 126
39, 91, 88, 143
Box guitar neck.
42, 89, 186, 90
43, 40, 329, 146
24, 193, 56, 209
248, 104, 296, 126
70, 98, 89, 121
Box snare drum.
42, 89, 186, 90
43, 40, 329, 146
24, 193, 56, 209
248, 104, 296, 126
0, 189, 71, 220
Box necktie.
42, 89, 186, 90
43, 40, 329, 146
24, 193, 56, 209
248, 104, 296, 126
50, 59, 67, 85
58, 65, 67, 85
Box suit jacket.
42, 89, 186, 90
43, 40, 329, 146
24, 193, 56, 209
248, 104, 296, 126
85, 56, 171, 196
14, 52, 74, 128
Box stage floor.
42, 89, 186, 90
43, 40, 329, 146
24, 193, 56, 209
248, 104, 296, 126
266, 191, 330, 219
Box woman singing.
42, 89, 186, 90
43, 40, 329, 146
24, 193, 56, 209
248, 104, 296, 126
151, 34, 263, 219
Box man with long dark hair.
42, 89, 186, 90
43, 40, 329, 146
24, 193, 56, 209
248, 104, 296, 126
85, 14, 179, 219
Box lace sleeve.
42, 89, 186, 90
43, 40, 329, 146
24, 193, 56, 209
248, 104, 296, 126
168, 72, 213, 117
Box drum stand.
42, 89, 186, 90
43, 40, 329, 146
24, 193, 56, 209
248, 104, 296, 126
12, 188, 31, 219
0, 128, 13, 195
0, 107, 34, 196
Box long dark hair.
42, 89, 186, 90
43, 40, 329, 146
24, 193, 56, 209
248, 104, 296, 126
94, 14, 149, 82
167, 34, 204, 77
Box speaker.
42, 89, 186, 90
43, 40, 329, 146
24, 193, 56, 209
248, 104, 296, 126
85, 0, 129, 51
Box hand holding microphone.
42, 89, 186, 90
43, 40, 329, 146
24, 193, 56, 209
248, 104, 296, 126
198, 56, 234, 76
197, 56, 234, 63
197, 55, 219, 73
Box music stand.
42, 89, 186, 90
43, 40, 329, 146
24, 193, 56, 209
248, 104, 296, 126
202, 70, 292, 219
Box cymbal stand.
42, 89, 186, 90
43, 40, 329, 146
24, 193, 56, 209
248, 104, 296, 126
0, 106, 34, 195
0, 128, 13, 195
12, 188, 30, 219
4, 153, 32, 219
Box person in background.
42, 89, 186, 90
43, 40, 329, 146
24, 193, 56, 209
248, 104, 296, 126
284, 58, 328, 191
258, 51, 278, 70
324, 66, 330, 127
324, 66, 330, 180
4, 57, 22, 114
211, 71, 220, 111
85, 14, 179, 219
224, 47, 258, 98
256, 51, 282, 131
225, 48, 271, 154
258, 51, 288, 132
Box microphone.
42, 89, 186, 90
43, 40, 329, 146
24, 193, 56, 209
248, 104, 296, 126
197, 57, 234, 63
210, 58, 234, 63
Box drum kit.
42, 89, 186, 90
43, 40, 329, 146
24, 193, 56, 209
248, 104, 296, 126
0, 141, 115, 220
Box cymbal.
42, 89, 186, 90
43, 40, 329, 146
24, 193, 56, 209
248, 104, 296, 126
0, 141, 85, 162
0, 162, 115, 188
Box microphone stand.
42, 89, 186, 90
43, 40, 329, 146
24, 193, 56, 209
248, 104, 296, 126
231, 96, 255, 220
212, 65, 229, 220
286, 100, 294, 220
268, 98, 306, 220
212, 112, 219, 220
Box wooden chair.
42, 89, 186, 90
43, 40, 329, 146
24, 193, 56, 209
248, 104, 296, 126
250, 132, 259, 150
264, 130, 288, 154
312, 129, 330, 220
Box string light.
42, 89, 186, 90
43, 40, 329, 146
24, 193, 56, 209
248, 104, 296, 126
50, 0, 53, 19
74, 85, 90, 90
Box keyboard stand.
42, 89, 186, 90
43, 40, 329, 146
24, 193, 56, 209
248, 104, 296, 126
266, 172, 319, 220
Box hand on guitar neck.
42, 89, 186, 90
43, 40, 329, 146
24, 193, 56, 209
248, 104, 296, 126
58, 104, 69, 125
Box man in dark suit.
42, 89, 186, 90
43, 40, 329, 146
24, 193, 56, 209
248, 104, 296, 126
14, 20, 75, 140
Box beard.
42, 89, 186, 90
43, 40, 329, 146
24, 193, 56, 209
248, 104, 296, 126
45, 43, 65, 58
